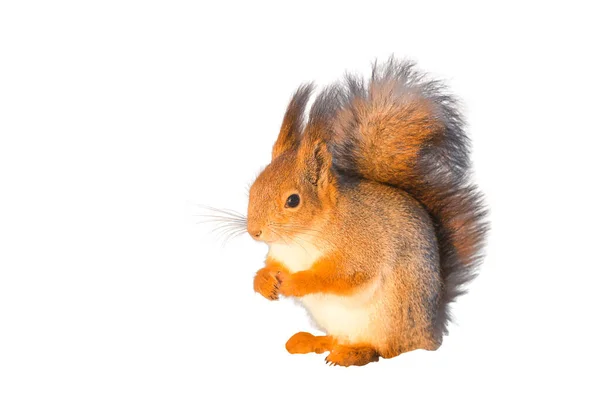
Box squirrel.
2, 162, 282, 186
246, 58, 488, 367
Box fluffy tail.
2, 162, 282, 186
326, 58, 488, 337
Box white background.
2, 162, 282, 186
1, 1, 599, 399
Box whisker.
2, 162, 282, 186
215, 227, 247, 245
220, 230, 247, 247
270, 225, 310, 255
272, 227, 309, 255
270, 222, 330, 237
273, 225, 336, 248
202, 219, 245, 227
291, 232, 334, 250
271, 222, 325, 236
219, 227, 247, 240
287, 234, 310, 255
193, 204, 249, 246
195, 219, 247, 226
192, 214, 247, 221
269, 222, 329, 236
211, 223, 246, 235
194, 220, 246, 224
196, 204, 247, 219
269, 228, 288, 246
268, 226, 290, 245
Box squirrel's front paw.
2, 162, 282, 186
277, 271, 303, 297
253, 268, 280, 300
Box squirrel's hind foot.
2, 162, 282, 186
325, 344, 379, 367
285, 332, 333, 354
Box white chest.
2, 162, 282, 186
267, 241, 379, 343
268, 241, 322, 273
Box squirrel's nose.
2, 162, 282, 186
248, 227, 262, 239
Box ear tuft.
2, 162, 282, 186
297, 85, 339, 192
303, 84, 341, 145
272, 84, 314, 160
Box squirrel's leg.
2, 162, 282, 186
278, 255, 370, 297
253, 259, 288, 300
285, 332, 334, 354
325, 344, 380, 367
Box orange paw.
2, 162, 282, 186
253, 268, 279, 300
285, 332, 332, 354
277, 270, 305, 297
325, 345, 379, 367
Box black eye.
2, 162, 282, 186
285, 194, 300, 208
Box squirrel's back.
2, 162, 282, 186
323, 58, 488, 337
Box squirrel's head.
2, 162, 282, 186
247, 85, 338, 244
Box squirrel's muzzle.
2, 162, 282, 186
247, 220, 264, 240
248, 228, 262, 239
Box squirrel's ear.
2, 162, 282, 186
272, 84, 314, 160
298, 85, 340, 193
302, 140, 333, 192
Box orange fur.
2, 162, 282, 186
253, 259, 289, 300
277, 253, 371, 297
272, 85, 313, 159
325, 344, 380, 367
246, 59, 487, 367
334, 97, 443, 182
253, 267, 280, 300
285, 332, 333, 354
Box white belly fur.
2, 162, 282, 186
268, 240, 379, 343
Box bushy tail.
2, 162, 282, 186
326, 58, 488, 337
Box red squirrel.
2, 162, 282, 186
246, 58, 487, 366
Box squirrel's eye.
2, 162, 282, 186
285, 194, 300, 208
